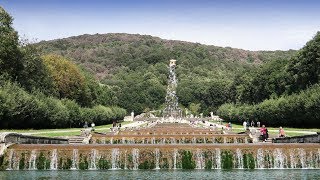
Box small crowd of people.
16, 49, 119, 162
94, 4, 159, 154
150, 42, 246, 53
243, 120, 261, 131
241, 120, 286, 142
83, 121, 95, 131
259, 124, 286, 142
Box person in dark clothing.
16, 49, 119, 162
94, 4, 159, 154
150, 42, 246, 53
83, 121, 88, 128
260, 125, 268, 142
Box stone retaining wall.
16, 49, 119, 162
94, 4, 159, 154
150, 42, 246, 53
0, 132, 68, 144
273, 133, 320, 143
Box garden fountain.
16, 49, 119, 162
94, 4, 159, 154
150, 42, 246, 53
163, 59, 182, 119
0, 60, 320, 171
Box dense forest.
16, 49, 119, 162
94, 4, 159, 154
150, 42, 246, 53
1, 6, 319, 128
0, 7, 126, 129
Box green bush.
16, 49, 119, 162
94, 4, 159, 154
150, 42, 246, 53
181, 151, 195, 169
217, 84, 320, 127
221, 151, 233, 169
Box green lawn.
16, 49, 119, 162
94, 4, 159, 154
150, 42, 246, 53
1, 120, 318, 138
0, 121, 134, 137
225, 122, 319, 131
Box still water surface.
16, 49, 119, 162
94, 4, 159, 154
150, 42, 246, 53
0, 170, 319, 180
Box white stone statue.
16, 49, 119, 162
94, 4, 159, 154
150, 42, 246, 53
131, 111, 134, 121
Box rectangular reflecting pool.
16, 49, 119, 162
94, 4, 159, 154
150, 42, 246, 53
0, 170, 319, 180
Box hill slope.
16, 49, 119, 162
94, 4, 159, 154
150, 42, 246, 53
37, 33, 295, 79
36, 33, 296, 114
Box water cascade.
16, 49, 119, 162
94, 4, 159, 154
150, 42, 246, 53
50, 149, 58, 170
195, 149, 204, 169
71, 149, 78, 170
29, 150, 37, 170
236, 148, 243, 169
155, 148, 160, 169
111, 148, 120, 169
163, 59, 181, 118
89, 149, 98, 170
215, 148, 221, 169
132, 148, 139, 170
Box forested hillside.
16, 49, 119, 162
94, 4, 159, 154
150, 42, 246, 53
217, 32, 320, 128
0, 7, 126, 129
2, 6, 318, 129
37, 33, 295, 114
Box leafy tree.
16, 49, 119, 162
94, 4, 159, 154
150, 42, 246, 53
0, 7, 22, 79
42, 54, 86, 104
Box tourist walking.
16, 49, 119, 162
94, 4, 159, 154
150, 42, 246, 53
251, 120, 255, 127
243, 121, 247, 131
91, 122, 95, 131
83, 121, 88, 128
278, 127, 286, 138
228, 122, 232, 130
260, 125, 268, 142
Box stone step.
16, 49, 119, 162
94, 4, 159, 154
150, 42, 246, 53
68, 136, 85, 144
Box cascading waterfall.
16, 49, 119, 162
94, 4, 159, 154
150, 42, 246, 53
289, 149, 297, 168
306, 151, 314, 169
89, 149, 98, 170
256, 148, 265, 169
111, 148, 120, 169
71, 149, 78, 170
3, 146, 320, 170
317, 149, 320, 169
132, 148, 139, 170
6, 150, 13, 170
6, 149, 14, 170
155, 148, 160, 169
50, 149, 58, 170
236, 148, 243, 169
124, 150, 128, 170
29, 150, 37, 170
195, 149, 204, 169
298, 148, 306, 168
273, 148, 286, 169
173, 148, 178, 169
215, 148, 221, 169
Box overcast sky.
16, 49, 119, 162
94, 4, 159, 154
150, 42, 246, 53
2, 0, 320, 50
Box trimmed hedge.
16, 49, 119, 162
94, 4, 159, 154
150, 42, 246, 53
0, 81, 126, 129
217, 84, 320, 128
